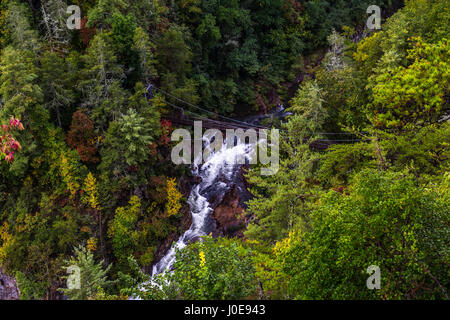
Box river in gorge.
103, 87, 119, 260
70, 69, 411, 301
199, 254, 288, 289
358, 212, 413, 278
151, 105, 290, 277
151, 133, 253, 275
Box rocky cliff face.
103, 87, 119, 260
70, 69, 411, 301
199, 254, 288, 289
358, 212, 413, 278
0, 267, 20, 300
212, 165, 252, 238
150, 155, 254, 272
212, 184, 247, 238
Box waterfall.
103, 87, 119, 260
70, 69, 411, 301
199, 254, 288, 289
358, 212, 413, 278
152, 133, 254, 276
131, 109, 286, 299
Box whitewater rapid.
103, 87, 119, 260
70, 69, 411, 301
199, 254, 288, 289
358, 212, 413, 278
152, 104, 289, 276
152, 133, 255, 276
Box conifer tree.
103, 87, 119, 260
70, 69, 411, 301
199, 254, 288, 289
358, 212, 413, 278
87, 0, 127, 31
132, 27, 157, 83
6, 1, 39, 53
118, 109, 153, 167
40, 51, 74, 127
128, 82, 160, 134
0, 47, 43, 123
79, 32, 125, 130
61, 245, 112, 300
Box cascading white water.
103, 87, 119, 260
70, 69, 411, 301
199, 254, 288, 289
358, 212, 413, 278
151, 133, 255, 276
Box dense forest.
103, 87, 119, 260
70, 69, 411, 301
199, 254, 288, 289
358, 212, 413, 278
0, 0, 448, 300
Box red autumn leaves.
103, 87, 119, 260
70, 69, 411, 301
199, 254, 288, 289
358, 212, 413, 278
66, 111, 100, 163
0, 117, 24, 164
159, 119, 172, 146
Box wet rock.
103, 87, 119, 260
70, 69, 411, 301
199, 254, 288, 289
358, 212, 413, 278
212, 184, 246, 238
178, 175, 195, 197
237, 165, 252, 208
0, 267, 20, 300
192, 176, 203, 184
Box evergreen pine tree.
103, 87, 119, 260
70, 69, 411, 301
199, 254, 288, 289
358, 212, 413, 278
61, 245, 112, 300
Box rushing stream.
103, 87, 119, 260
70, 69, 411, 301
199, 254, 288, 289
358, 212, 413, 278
152, 133, 254, 275
151, 105, 289, 277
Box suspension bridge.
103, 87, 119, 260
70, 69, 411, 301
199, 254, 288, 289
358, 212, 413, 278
146, 84, 369, 150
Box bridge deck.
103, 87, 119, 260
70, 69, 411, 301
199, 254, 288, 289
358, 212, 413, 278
165, 117, 264, 131
163, 116, 335, 150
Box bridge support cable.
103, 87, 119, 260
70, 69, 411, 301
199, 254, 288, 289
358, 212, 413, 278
145, 84, 373, 149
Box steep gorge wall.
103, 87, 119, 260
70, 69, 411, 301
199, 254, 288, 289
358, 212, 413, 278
0, 267, 20, 300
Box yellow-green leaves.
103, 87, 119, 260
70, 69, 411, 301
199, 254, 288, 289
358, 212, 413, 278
369, 38, 449, 129
165, 178, 183, 217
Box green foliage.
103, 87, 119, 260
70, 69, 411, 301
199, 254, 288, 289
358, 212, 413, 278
128, 82, 161, 130
86, 0, 127, 30
108, 195, 141, 262
118, 109, 153, 166
243, 0, 450, 301
0, 0, 11, 49
140, 237, 258, 300
98, 105, 157, 191
40, 0, 72, 51
0, 47, 42, 122
156, 26, 192, 77
369, 38, 449, 129
61, 245, 113, 300
354, 0, 450, 78
315, 66, 369, 131
15, 270, 47, 300
109, 12, 139, 87
288, 80, 327, 132
317, 142, 376, 187
40, 51, 74, 127
0, 0, 447, 301
110, 13, 136, 57
301, 0, 402, 51
245, 80, 327, 243
380, 123, 450, 177
123, 0, 165, 33
6, 0, 39, 52
278, 169, 449, 299
117, 255, 151, 297
132, 27, 157, 82
79, 32, 125, 130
